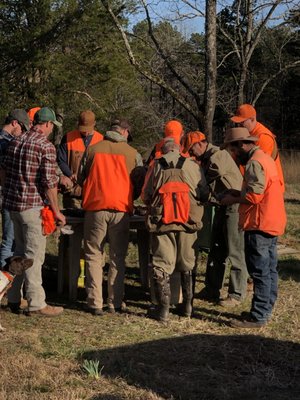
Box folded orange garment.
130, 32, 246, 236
41, 206, 56, 236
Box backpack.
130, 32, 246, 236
158, 156, 190, 224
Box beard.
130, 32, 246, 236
237, 150, 250, 165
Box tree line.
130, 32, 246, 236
0, 0, 299, 153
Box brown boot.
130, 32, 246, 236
28, 305, 64, 317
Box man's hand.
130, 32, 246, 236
59, 175, 74, 190
55, 211, 66, 227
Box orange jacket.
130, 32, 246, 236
82, 140, 137, 213
251, 122, 285, 192
65, 130, 103, 197
239, 149, 286, 236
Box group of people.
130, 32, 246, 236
0, 103, 286, 328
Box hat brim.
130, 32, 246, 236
52, 120, 62, 127
224, 136, 259, 144
230, 115, 248, 123
78, 125, 93, 132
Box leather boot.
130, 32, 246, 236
181, 271, 193, 317
148, 270, 171, 322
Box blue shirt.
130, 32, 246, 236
0, 129, 14, 164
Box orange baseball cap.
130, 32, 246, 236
164, 120, 183, 144
230, 104, 256, 123
182, 131, 206, 153
27, 107, 41, 123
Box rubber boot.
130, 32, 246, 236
181, 271, 193, 317
148, 271, 171, 322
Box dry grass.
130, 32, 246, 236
281, 151, 300, 185
0, 182, 300, 399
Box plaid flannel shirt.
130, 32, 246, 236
2, 127, 58, 211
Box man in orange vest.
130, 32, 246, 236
78, 119, 143, 315
142, 137, 206, 322
230, 104, 285, 191
57, 110, 103, 209
221, 127, 286, 328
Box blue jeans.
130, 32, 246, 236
0, 208, 15, 268
244, 231, 278, 323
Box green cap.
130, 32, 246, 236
34, 107, 62, 127
8, 109, 30, 131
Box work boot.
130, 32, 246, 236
27, 305, 64, 317
148, 271, 171, 323
181, 271, 193, 317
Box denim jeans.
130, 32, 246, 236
0, 208, 15, 268
244, 231, 278, 322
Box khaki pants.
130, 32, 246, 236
84, 210, 129, 309
8, 208, 47, 311
152, 231, 198, 276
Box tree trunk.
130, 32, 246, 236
204, 0, 217, 142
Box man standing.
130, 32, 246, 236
57, 110, 103, 209
183, 131, 248, 306
79, 119, 143, 315
221, 127, 286, 327
146, 119, 185, 165
57, 110, 103, 300
142, 137, 206, 322
0, 109, 30, 268
2, 107, 66, 316
230, 104, 285, 191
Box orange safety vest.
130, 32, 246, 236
82, 141, 137, 213
239, 149, 286, 236
65, 130, 103, 197
251, 122, 285, 192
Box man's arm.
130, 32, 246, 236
57, 135, 73, 177
221, 160, 265, 206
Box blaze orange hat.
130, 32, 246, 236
27, 107, 41, 123
78, 110, 96, 132
230, 104, 256, 123
182, 131, 206, 153
164, 120, 183, 144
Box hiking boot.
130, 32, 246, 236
181, 271, 193, 317
28, 305, 64, 317
230, 317, 266, 329
219, 296, 241, 308
240, 311, 272, 322
148, 270, 171, 323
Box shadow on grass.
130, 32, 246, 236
278, 258, 300, 282
81, 334, 300, 400
285, 198, 300, 205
